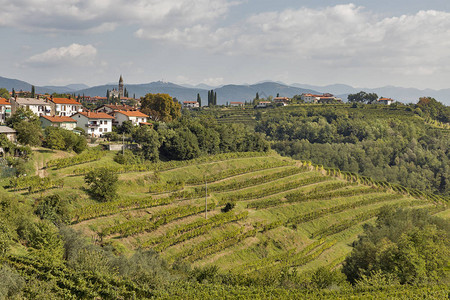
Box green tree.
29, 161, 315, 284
161, 127, 200, 160
6, 106, 39, 127
347, 91, 378, 104
141, 93, 181, 122
197, 93, 202, 107
342, 207, 450, 284
35, 194, 70, 225
132, 126, 160, 161
15, 121, 42, 146
118, 120, 134, 135
84, 167, 119, 202
0, 88, 10, 100
31, 85, 35, 98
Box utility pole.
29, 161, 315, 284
205, 179, 208, 219
122, 132, 125, 155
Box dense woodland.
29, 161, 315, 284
255, 102, 450, 196
0, 95, 449, 298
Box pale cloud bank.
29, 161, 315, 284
24, 44, 97, 67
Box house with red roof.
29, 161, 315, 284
378, 98, 394, 105
71, 112, 114, 136
229, 101, 244, 107
114, 110, 149, 126
0, 98, 11, 124
95, 104, 136, 114
50, 97, 83, 116
40, 115, 77, 130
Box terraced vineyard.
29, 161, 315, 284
65, 151, 447, 273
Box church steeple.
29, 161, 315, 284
119, 75, 124, 98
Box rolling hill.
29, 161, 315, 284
12, 150, 445, 274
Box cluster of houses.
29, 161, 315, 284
0, 96, 149, 137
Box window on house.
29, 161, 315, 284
99, 128, 102, 132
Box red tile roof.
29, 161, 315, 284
0, 98, 11, 105
103, 104, 135, 111
115, 110, 148, 117
51, 98, 82, 105
41, 115, 76, 123
378, 98, 393, 101
76, 112, 114, 119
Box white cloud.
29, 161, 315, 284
24, 44, 97, 67
0, 0, 237, 33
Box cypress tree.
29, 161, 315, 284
12, 88, 15, 98
197, 93, 202, 107
31, 85, 35, 98
214, 91, 217, 105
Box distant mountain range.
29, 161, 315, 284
0, 76, 448, 105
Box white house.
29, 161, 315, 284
230, 102, 244, 107
182, 101, 199, 109
273, 97, 290, 104
40, 115, 77, 131
378, 98, 394, 105
300, 93, 318, 103
72, 112, 114, 137
0, 98, 11, 124
114, 110, 148, 126
50, 98, 83, 116
10, 97, 52, 116
256, 101, 272, 108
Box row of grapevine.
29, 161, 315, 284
8, 175, 64, 193
71, 151, 275, 176
193, 167, 307, 194
101, 202, 216, 237
286, 194, 405, 226
141, 211, 249, 250
46, 148, 103, 169
223, 175, 331, 203
1, 255, 153, 299
235, 239, 325, 274
300, 160, 449, 203
247, 181, 354, 209
309, 200, 421, 239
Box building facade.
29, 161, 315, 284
0, 98, 11, 124
72, 112, 114, 136
10, 98, 52, 116
114, 111, 148, 126
50, 98, 83, 116
40, 116, 77, 130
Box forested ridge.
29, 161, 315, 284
254, 102, 449, 196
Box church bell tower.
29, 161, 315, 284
119, 75, 124, 98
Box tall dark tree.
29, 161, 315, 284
214, 91, 217, 105
256, 92, 259, 100
197, 93, 202, 107
31, 85, 35, 98
12, 88, 15, 98
106, 89, 110, 99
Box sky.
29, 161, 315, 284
1, 0, 450, 90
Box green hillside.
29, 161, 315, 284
8, 150, 444, 270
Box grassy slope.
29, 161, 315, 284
7, 148, 446, 275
